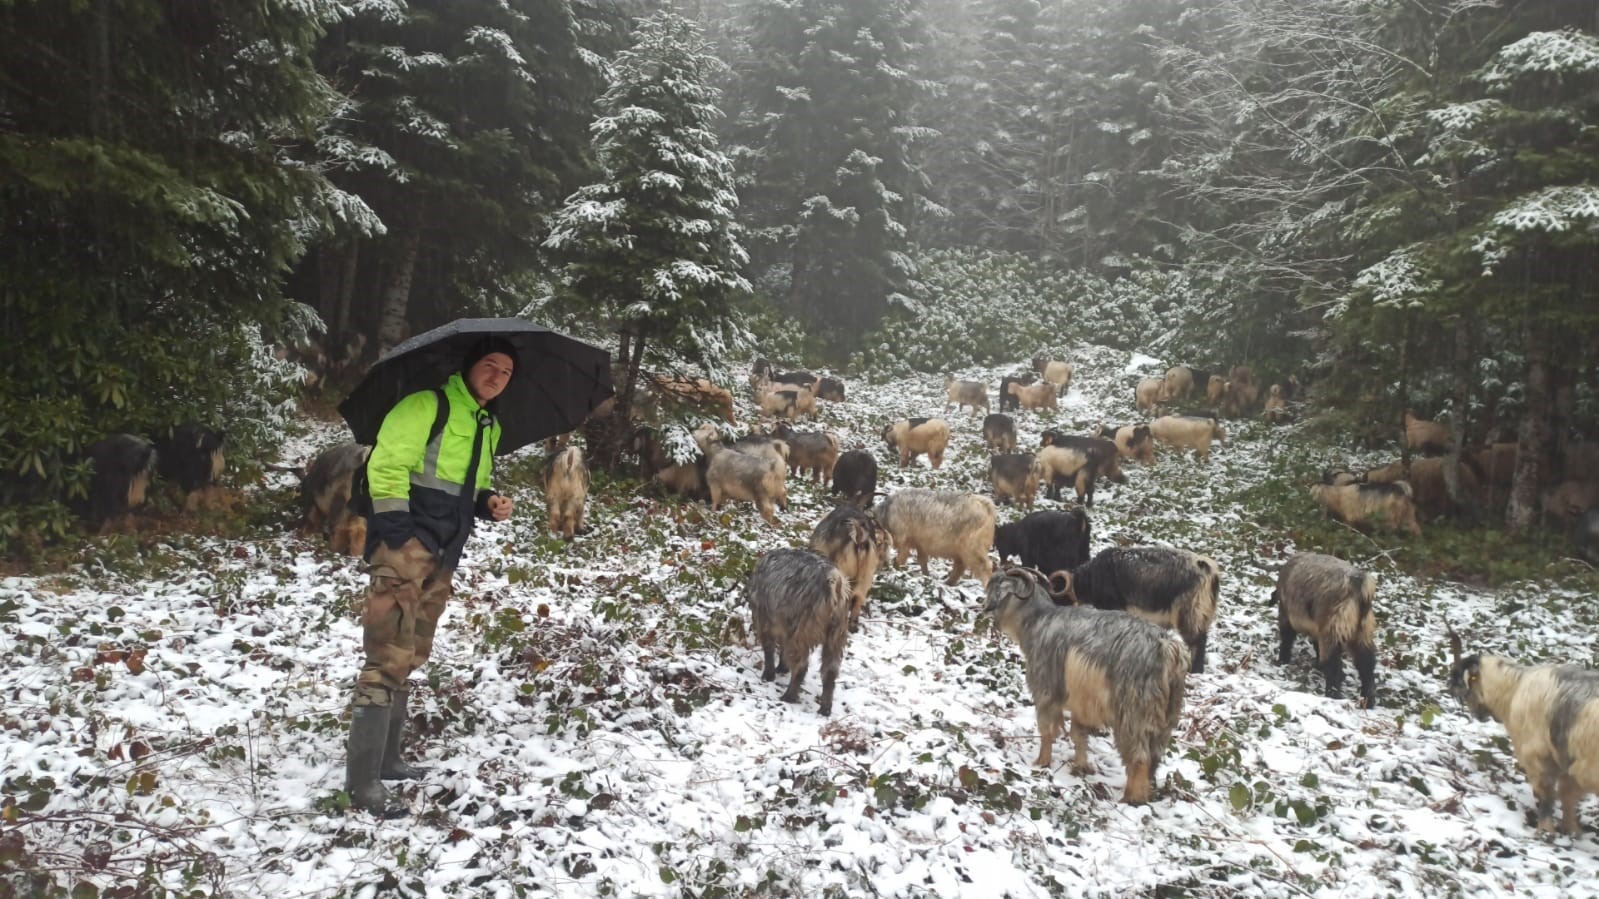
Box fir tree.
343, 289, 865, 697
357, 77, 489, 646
732, 0, 931, 353
544, 9, 752, 464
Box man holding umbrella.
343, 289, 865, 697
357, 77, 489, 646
343, 338, 517, 816
337, 318, 613, 817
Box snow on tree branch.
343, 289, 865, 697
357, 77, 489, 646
465, 27, 527, 66
1334, 244, 1440, 316
1478, 29, 1599, 90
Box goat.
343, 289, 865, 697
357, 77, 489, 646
1162, 366, 1213, 403
1051, 546, 1221, 673
1273, 553, 1378, 706
983, 413, 1018, 454
1447, 628, 1599, 834
945, 376, 990, 418
87, 434, 158, 533
989, 452, 1044, 510
299, 442, 371, 556
809, 505, 892, 632
748, 549, 854, 716
1262, 384, 1289, 424
875, 488, 996, 586
1035, 358, 1074, 395
645, 374, 736, 425
1040, 432, 1127, 489
1310, 482, 1422, 535
1006, 380, 1058, 413
1035, 444, 1113, 506
540, 445, 590, 539
984, 567, 1190, 804
705, 438, 788, 525
155, 424, 227, 512
881, 418, 951, 470
1093, 423, 1156, 465
1204, 375, 1229, 407
830, 450, 878, 508
1148, 415, 1226, 462
1362, 456, 1480, 519
1222, 366, 1259, 418
1135, 377, 1164, 415
770, 421, 840, 485
1403, 410, 1451, 455
654, 456, 710, 501
993, 509, 1091, 577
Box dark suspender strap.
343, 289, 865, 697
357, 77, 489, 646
458, 409, 490, 502
428, 388, 449, 445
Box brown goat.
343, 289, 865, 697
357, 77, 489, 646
881, 418, 951, 470
1362, 457, 1479, 519
1006, 380, 1058, 413
1310, 482, 1421, 535
1403, 410, 1451, 455
809, 505, 892, 633
1148, 415, 1226, 462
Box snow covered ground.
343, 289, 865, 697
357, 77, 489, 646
4, 344, 1599, 898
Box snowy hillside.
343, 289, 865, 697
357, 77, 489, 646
4, 346, 1599, 898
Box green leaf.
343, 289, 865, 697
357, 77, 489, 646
1228, 783, 1251, 812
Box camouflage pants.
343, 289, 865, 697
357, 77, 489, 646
354, 538, 455, 707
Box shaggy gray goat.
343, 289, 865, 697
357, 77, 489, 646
1273, 553, 1378, 706
984, 567, 1190, 804
747, 549, 854, 715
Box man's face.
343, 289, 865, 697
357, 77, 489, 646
467, 352, 514, 403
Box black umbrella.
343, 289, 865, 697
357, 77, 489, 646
338, 318, 614, 455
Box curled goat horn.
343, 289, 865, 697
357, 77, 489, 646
1446, 625, 1464, 664
1046, 570, 1075, 604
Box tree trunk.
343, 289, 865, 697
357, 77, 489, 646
1506, 321, 1551, 530
335, 241, 360, 337
1443, 314, 1470, 510
376, 226, 422, 355
1396, 315, 1412, 462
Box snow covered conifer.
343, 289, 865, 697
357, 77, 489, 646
544, 10, 752, 453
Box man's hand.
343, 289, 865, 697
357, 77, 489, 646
487, 494, 514, 521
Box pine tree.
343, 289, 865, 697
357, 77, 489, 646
732, 0, 931, 353
301, 0, 613, 353
544, 9, 752, 464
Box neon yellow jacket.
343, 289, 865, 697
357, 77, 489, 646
365, 372, 502, 567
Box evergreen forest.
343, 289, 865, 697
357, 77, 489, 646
3, 0, 1596, 538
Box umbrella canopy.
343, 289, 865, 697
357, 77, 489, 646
338, 318, 613, 455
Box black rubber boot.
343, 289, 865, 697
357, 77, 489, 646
346, 704, 404, 818
380, 687, 429, 781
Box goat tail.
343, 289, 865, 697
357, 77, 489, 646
1354, 571, 1376, 617
1161, 633, 1191, 731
